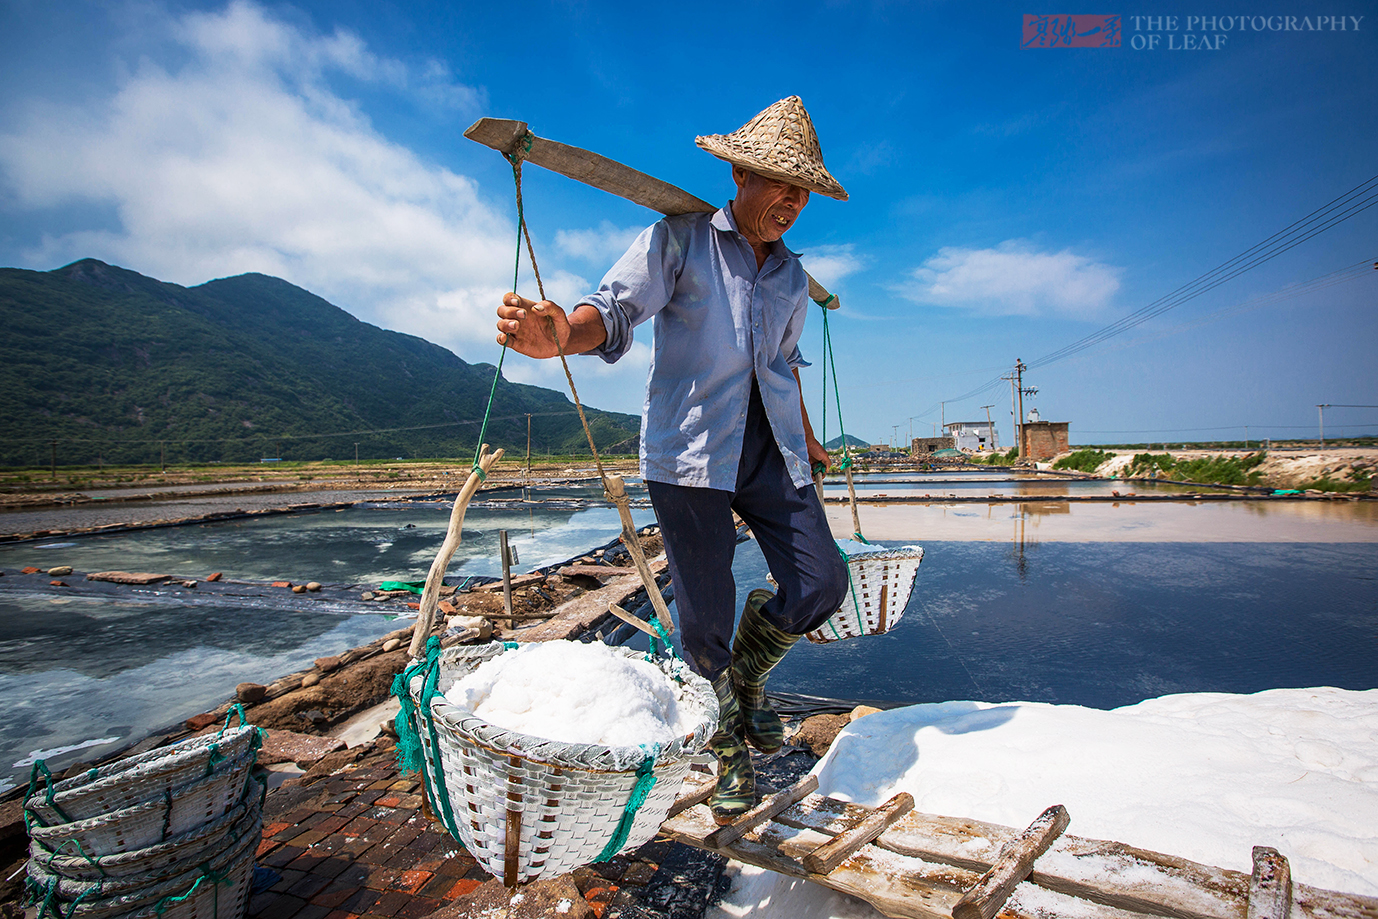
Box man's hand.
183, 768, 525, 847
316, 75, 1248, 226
807, 436, 832, 472
496, 293, 568, 359
496, 293, 608, 359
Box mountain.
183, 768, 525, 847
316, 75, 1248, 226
825, 434, 871, 451
0, 259, 639, 467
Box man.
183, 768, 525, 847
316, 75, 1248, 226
495, 96, 848, 823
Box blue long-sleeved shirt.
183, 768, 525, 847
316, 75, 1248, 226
579, 203, 813, 491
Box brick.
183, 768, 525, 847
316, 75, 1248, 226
284, 874, 333, 901
271, 868, 308, 893
340, 889, 382, 914
374, 795, 401, 808
263, 822, 294, 838
444, 878, 483, 900
292, 829, 330, 848
417, 874, 456, 901
322, 912, 360, 919
619, 862, 656, 886
252, 893, 307, 919
293, 905, 331, 919
387, 780, 419, 793
369, 891, 412, 917
389, 870, 432, 895
394, 897, 441, 919
362, 867, 400, 891
309, 884, 361, 910
258, 838, 283, 859
313, 857, 356, 881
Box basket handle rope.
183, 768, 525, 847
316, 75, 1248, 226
390, 637, 464, 843
594, 750, 658, 863
816, 303, 868, 544
23, 761, 70, 830
42, 838, 108, 878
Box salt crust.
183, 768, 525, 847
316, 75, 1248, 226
445, 640, 697, 748
710, 687, 1378, 919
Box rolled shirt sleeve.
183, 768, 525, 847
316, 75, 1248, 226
574, 205, 816, 490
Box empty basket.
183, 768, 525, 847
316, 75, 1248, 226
404, 642, 717, 886
806, 544, 924, 644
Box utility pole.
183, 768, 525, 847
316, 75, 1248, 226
1013, 359, 1028, 459
526, 414, 532, 478
50, 440, 57, 481
981, 405, 995, 452
354, 443, 360, 465
892, 425, 898, 450
160, 441, 165, 473
1317, 404, 1329, 449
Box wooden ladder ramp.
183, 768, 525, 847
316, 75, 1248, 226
660, 772, 1378, 919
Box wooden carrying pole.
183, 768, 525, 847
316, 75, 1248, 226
604, 473, 674, 635
463, 117, 839, 310
408, 444, 505, 658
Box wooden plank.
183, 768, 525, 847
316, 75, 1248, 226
463, 117, 838, 309
1248, 847, 1292, 919
951, 804, 1069, 919
557, 565, 639, 579
704, 774, 819, 848
471, 572, 546, 592
516, 557, 668, 642
666, 776, 716, 819
776, 796, 1250, 919
803, 792, 915, 875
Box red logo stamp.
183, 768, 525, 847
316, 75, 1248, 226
1023, 14, 1123, 47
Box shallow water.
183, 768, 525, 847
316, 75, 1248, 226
1, 473, 1374, 796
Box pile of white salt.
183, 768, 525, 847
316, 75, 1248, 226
446, 640, 700, 748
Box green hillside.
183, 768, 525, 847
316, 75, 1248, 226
825, 434, 870, 451
0, 260, 639, 467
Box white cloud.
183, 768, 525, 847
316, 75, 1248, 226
0, 0, 510, 361
799, 243, 865, 292
903, 240, 1120, 318
554, 221, 646, 265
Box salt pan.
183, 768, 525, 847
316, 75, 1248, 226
447, 640, 698, 748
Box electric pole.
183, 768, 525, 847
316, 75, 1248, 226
526, 414, 532, 477
980, 405, 995, 452
1317, 404, 1329, 449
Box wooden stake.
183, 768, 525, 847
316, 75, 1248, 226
408, 445, 504, 658
1248, 846, 1292, 919
803, 792, 914, 875
705, 775, 819, 849
604, 473, 674, 635
500, 529, 514, 629
607, 602, 660, 639
951, 804, 1069, 919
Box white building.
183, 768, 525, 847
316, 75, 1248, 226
943, 421, 1000, 453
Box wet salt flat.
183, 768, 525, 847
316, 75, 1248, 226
1, 472, 1375, 798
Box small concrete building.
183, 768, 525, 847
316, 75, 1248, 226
943, 421, 1000, 454
911, 436, 955, 455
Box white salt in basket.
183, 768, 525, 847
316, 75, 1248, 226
406, 642, 717, 886
806, 544, 925, 644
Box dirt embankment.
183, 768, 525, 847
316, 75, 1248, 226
1085, 448, 1377, 490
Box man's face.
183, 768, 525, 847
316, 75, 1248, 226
731, 165, 810, 247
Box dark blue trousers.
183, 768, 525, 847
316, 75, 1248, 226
647, 382, 848, 679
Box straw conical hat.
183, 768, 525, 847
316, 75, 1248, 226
696, 96, 848, 201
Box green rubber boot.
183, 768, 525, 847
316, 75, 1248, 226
731, 588, 802, 754
708, 672, 755, 825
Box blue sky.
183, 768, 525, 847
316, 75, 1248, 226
2, 0, 1375, 447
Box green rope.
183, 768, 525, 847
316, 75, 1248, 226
390, 638, 464, 843
150, 864, 230, 918
24, 761, 70, 829
595, 752, 657, 863
44, 839, 107, 878
818, 301, 869, 543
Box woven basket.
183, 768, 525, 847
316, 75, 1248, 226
25, 726, 259, 826
27, 752, 257, 858
27, 808, 259, 919
409, 643, 717, 886
31, 779, 261, 882
806, 545, 924, 644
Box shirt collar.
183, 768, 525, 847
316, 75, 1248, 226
713, 202, 801, 261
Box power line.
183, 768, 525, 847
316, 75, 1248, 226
1028, 174, 1378, 370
